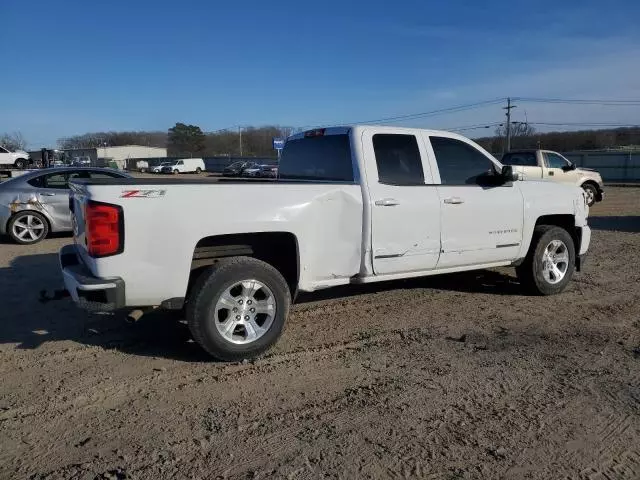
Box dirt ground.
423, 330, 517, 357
1, 187, 639, 480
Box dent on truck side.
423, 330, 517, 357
296, 188, 363, 290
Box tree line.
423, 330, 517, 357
3, 124, 639, 156
476, 126, 640, 154
56, 124, 296, 157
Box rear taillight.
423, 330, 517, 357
85, 201, 124, 257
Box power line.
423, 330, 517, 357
515, 97, 640, 105
320, 98, 506, 127
445, 122, 503, 132
528, 121, 640, 127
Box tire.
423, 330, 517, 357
582, 182, 598, 207
516, 225, 575, 295
14, 158, 27, 169
173, 169, 179, 175
8, 211, 49, 245
195, 167, 202, 174
186, 257, 291, 361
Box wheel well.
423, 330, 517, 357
535, 214, 581, 259
8, 209, 51, 230
581, 180, 598, 189
188, 232, 299, 298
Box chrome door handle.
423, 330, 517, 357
375, 198, 400, 207
443, 197, 464, 205
40, 192, 56, 196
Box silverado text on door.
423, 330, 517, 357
58, 126, 591, 360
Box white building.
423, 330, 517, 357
98, 145, 167, 169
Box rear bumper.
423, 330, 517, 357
59, 244, 125, 311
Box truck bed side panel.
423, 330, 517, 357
78, 183, 363, 305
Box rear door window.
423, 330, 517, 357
372, 134, 424, 185
279, 133, 354, 182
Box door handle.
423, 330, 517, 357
548, 171, 554, 176
40, 192, 56, 196
443, 197, 464, 204
375, 198, 400, 207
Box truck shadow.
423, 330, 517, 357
588, 216, 640, 233
0, 252, 522, 362
296, 269, 522, 304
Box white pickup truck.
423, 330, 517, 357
59, 126, 591, 360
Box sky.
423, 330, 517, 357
2, 0, 640, 147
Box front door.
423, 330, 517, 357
543, 151, 578, 184
426, 135, 524, 269
362, 130, 441, 275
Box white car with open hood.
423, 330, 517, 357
58, 125, 591, 361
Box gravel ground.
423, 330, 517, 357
1, 187, 639, 480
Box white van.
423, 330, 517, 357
161, 158, 206, 174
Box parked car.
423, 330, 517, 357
241, 164, 278, 178
0, 145, 32, 169
161, 158, 205, 174
223, 161, 263, 177
59, 125, 591, 361
0, 167, 131, 244
151, 161, 173, 173
500, 149, 604, 206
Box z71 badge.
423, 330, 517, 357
120, 190, 166, 198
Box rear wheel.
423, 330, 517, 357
8, 211, 49, 244
186, 257, 290, 361
195, 167, 202, 174
516, 225, 575, 295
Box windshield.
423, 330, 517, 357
279, 134, 354, 182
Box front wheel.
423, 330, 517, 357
173, 169, 179, 175
582, 183, 598, 207
186, 257, 291, 361
14, 158, 27, 169
516, 225, 575, 295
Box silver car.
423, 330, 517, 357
0, 167, 131, 245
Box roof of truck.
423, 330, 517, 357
288, 125, 472, 141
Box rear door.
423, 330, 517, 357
362, 129, 441, 275
426, 135, 524, 269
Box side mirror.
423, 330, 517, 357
501, 165, 519, 182
562, 162, 577, 172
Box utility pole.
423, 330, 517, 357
238, 126, 243, 157
503, 97, 516, 153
